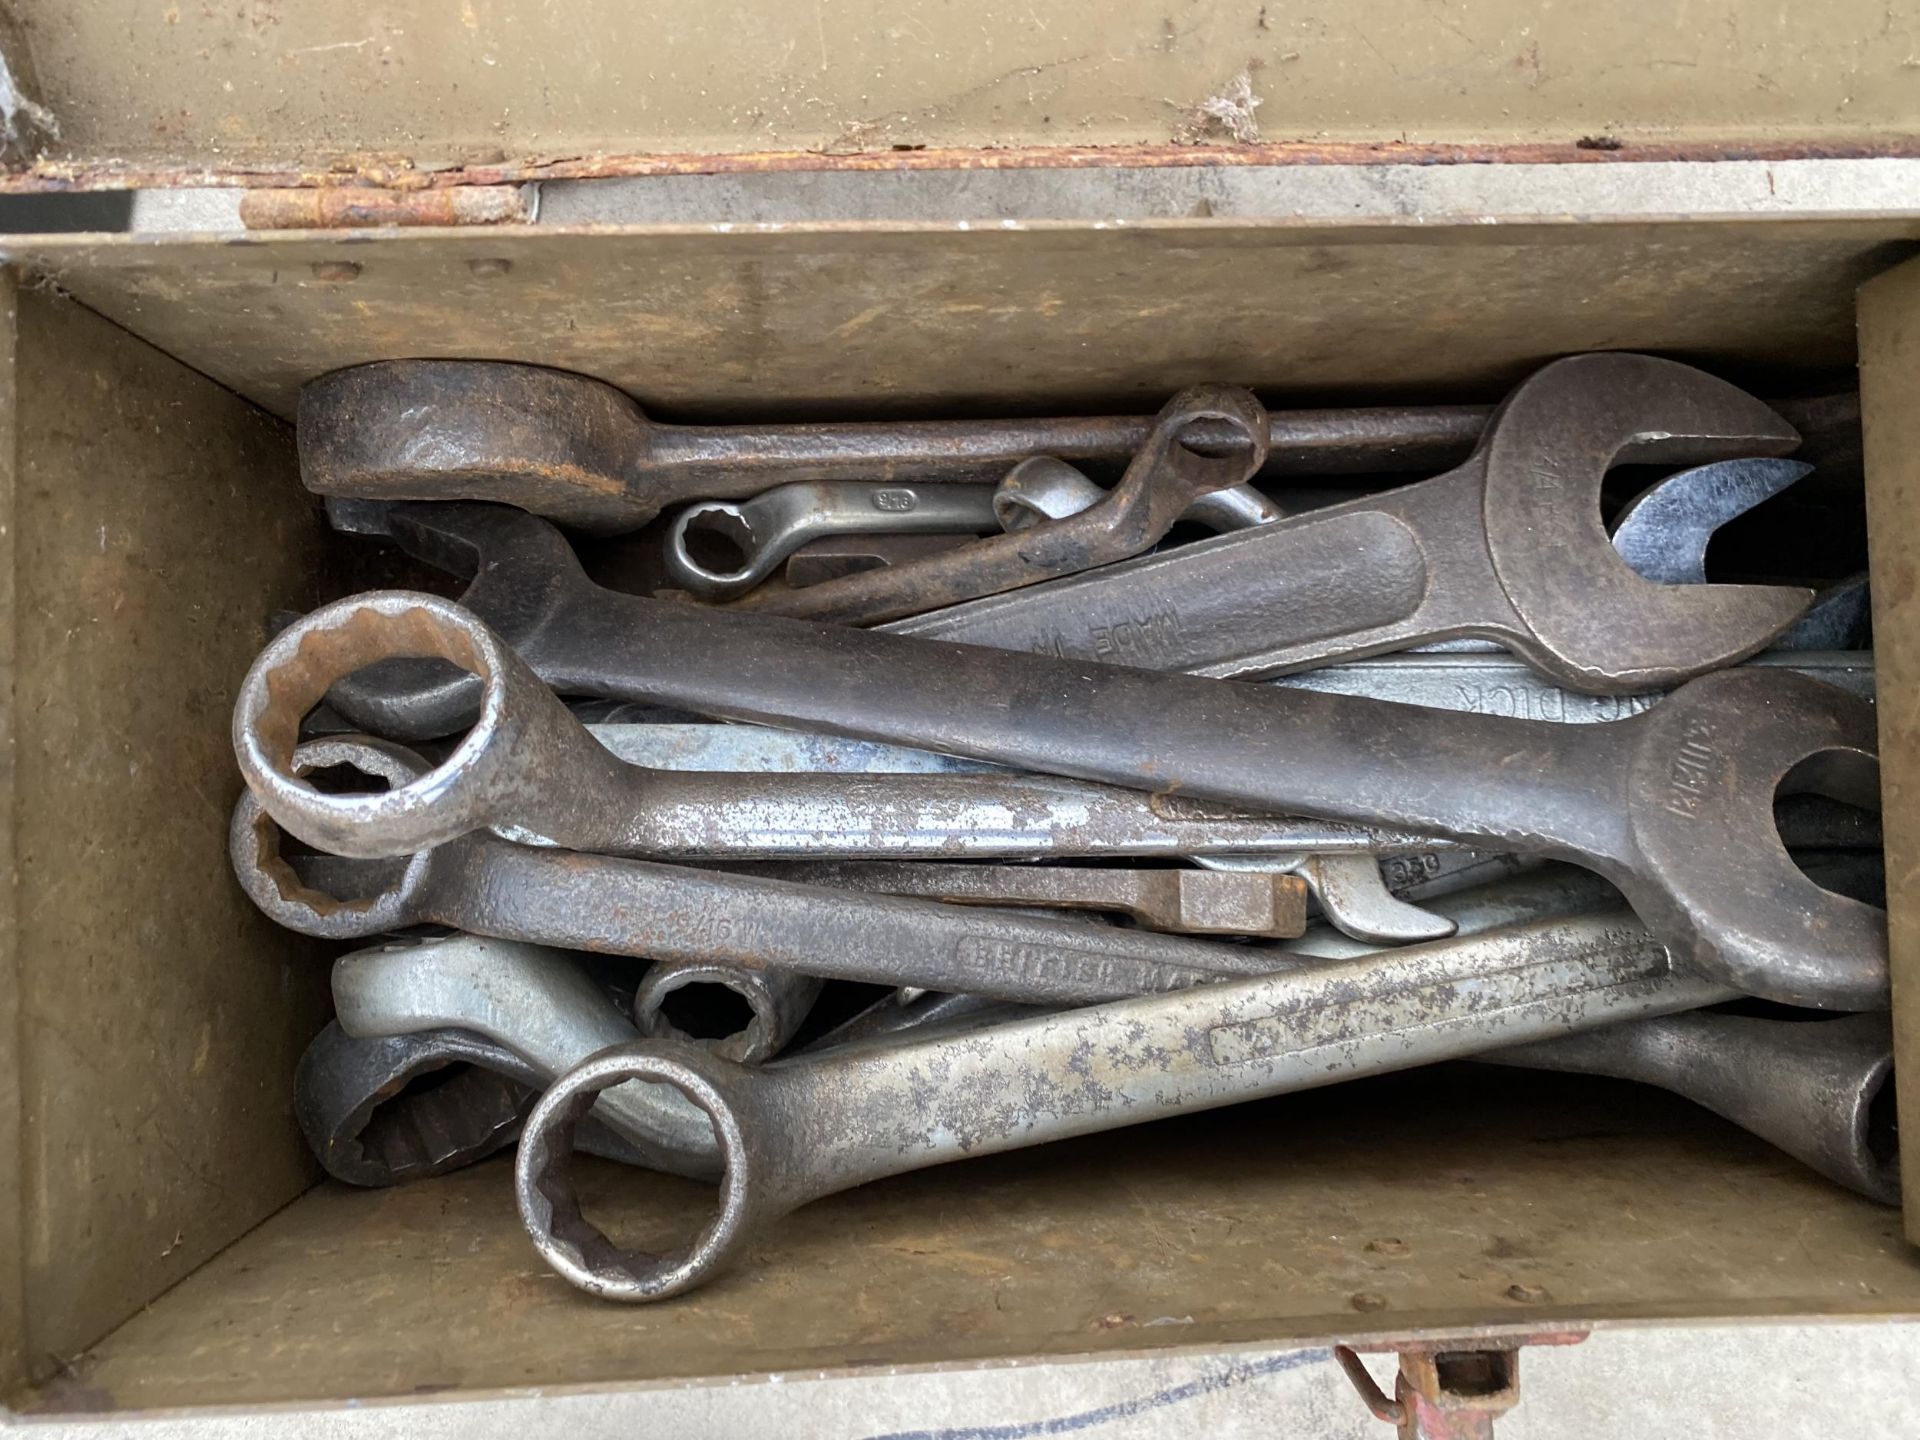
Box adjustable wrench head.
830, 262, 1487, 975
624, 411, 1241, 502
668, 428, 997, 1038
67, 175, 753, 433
300, 361, 657, 535
1479, 353, 1812, 692
229, 735, 438, 938
1620, 667, 1886, 1011
515, 1040, 766, 1302
236, 589, 605, 857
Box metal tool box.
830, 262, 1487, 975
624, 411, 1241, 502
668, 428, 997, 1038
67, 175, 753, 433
3, 0, 1920, 1428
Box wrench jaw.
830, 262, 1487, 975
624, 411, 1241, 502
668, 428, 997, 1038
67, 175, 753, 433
327, 500, 595, 742
1480, 353, 1812, 695
1620, 668, 1888, 1011
299, 361, 659, 536
516, 1042, 768, 1303
237, 590, 621, 859
228, 738, 436, 940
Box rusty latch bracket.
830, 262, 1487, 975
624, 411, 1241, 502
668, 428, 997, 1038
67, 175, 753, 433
1335, 1330, 1587, 1439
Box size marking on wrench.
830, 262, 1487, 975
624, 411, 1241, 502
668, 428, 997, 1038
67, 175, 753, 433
513, 908, 1726, 1300
886, 355, 1811, 694
723, 386, 1270, 625
663, 481, 1000, 600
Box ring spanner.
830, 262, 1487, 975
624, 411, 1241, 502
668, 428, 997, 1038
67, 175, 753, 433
513, 907, 1726, 1300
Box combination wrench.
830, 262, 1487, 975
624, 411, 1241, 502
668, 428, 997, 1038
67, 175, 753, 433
297, 358, 1859, 535
662, 481, 999, 600
886, 354, 1811, 692
512, 906, 1729, 1300
721, 386, 1270, 624
236, 589, 1886, 1008
234, 736, 1315, 1004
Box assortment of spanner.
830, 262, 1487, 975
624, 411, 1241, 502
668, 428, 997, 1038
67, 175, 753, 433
231, 349, 1896, 1304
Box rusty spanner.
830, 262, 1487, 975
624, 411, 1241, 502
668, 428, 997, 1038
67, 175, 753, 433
889, 354, 1811, 693
297, 359, 1495, 534
720, 386, 1270, 625
233, 735, 1309, 1004
236, 590, 1884, 1008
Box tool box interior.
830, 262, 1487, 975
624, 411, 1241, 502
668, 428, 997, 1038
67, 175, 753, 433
8, 2, 1920, 1419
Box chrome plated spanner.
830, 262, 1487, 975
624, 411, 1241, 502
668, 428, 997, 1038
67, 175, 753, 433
723, 387, 1270, 624
513, 906, 1728, 1300
296, 1018, 648, 1186
235, 737, 1311, 1004
663, 481, 999, 600
329, 933, 723, 1179
887, 354, 1811, 693
992, 456, 1281, 535
236, 589, 1887, 1008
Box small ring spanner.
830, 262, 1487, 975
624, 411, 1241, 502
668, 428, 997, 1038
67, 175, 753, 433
235, 589, 1886, 1007
722, 386, 1270, 624
512, 906, 1728, 1300
233, 735, 1314, 1005
663, 481, 1000, 600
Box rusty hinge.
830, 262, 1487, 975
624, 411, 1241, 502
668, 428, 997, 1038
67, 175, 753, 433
1335, 1330, 1587, 1439
239, 185, 532, 229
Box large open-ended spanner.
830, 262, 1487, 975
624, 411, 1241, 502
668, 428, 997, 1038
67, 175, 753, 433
888, 354, 1811, 693
236, 590, 1885, 1008
512, 906, 1727, 1300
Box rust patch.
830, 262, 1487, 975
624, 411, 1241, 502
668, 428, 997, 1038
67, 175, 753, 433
12, 135, 1920, 193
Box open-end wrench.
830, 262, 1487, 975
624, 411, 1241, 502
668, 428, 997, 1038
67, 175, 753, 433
1610, 458, 1813, 585
296, 1019, 649, 1186
512, 906, 1728, 1300
298, 359, 1497, 534
662, 481, 999, 600
308, 502, 1868, 741
723, 861, 1309, 938
886, 355, 1811, 692
1483, 1011, 1898, 1204
631, 960, 823, 1064
991, 456, 1282, 535
236, 589, 1885, 1008
721, 387, 1270, 624
235, 736, 1313, 1003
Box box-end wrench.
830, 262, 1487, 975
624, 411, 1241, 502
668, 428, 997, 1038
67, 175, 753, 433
512, 907, 1729, 1300
234, 736, 1313, 1004
296, 1018, 649, 1186
631, 960, 823, 1064
328, 933, 723, 1179
1483, 1011, 1898, 1204
886, 354, 1811, 693
298, 359, 1498, 534
236, 589, 1886, 1008
721, 386, 1270, 625
662, 481, 1000, 600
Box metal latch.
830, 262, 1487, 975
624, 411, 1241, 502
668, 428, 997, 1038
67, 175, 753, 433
1335, 1330, 1587, 1439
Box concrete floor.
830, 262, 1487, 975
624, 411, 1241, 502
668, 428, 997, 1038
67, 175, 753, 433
2, 1321, 1913, 1437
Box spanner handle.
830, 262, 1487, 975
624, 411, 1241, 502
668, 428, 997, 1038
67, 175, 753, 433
888, 468, 1508, 675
